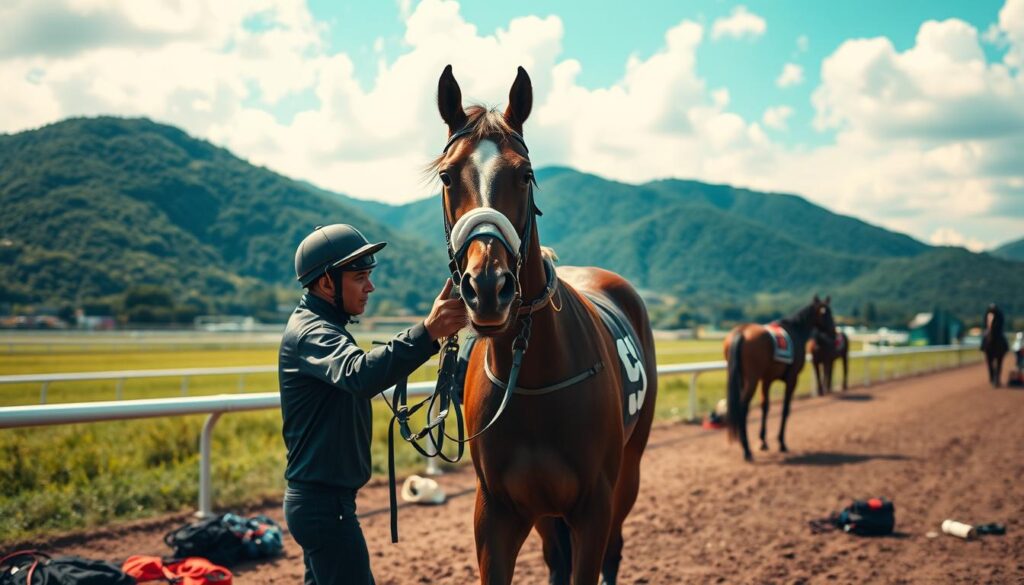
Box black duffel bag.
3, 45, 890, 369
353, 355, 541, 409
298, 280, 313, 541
163, 514, 246, 567
837, 498, 896, 535
0, 550, 134, 585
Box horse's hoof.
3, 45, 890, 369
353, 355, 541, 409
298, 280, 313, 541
744, 453, 754, 462
760, 443, 769, 451
779, 444, 789, 453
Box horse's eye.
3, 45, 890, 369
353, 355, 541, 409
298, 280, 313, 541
523, 170, 534, 185
440, 171, 452, 187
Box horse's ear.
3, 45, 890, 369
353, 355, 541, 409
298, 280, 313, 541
504, 66, 532, 134
437, 64, 467, 133
812, 294, 820, 304
825, 295, 831, 305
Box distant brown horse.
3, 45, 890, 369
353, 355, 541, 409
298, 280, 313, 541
723, 296, 835, 461
433, 65, 657, 585
981, 303, 1008, 387
808, 328, 848, 395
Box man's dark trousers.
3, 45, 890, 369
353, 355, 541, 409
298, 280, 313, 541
284, 485, 375, 585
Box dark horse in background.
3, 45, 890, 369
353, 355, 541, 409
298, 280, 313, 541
434, 66, 657, 584
808, 327, 848, 395
981, 303, 1008, 387
724, 296, 835, 461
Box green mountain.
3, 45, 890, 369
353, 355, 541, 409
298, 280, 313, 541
834, 247, 1023, 324
0, 117, 446, 319
346, 167, 1022, 325
3, 118, 1016, 327
993, 237, 1024, 261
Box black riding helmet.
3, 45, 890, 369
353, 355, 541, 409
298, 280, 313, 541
294, 224, 386, 287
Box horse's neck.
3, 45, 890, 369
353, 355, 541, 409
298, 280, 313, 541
781, 307, 814, 342
484, 241, 588, 387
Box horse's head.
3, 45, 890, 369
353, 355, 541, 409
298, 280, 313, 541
811, 295, 836, 340
434, 65, 537, 334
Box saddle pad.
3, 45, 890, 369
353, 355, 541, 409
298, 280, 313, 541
585, 293, 648, 425
766, 322, 794, 364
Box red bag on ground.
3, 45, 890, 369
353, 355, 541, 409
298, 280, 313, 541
123, 555, 232, 585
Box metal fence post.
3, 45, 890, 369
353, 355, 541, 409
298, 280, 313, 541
181, 376, 189, 396
198, 412, 223, 518
863, 356, 871, 387
237, 374, 246, 393
688, 372, 699, 421
40, 382, 49, 404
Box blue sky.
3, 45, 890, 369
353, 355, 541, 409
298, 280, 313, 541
306, 0, 1008, 148
1, 0, 1022, 249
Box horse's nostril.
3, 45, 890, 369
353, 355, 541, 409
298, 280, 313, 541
460, 277, 478, 305
497, 274, 516, 303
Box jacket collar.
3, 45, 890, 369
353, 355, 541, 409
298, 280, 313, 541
301, 292, 351, 326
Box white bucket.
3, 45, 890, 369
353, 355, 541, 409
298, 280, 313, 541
941, 519, 976, 540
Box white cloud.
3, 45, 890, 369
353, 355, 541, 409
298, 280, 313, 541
0, 0, 1021, 246
711, 6, 766, 41
762, 106, 793, 130
999, 0, 1024, 66
797, 35, 809, 52
929, 228, 987, 251
775, 63, 804, 87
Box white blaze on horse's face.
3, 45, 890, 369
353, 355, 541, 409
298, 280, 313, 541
469, 139, 502, 208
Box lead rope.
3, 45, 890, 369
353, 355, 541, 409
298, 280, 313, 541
384, 316, 532, 543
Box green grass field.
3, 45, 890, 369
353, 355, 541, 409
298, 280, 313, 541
0, 336, 978, 543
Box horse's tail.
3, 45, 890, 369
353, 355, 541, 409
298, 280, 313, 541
726, 332, 746, 442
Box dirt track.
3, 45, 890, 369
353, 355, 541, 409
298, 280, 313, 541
20, 364, 1024, 584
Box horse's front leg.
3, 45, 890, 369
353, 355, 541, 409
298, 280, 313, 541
475, 488, 533, 585
824, 359, 834, 393
778, 378, 797, 453
568, 479, 614, 585
758, 379, 771, 451
841, 354, 849, 391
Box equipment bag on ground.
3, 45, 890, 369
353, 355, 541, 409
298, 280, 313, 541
164, 513, 283, 566
810, 498, 895, 536
0, 550, 134, 585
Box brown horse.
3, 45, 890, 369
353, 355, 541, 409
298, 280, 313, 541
433, 65, 658, 585
723, 296, 835, 461
808, 328, 848, 395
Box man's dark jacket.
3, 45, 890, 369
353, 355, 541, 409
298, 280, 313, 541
279, 293, 439, 490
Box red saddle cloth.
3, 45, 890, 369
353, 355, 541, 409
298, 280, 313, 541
765, 322, 794, 364
834, 332, 846, 352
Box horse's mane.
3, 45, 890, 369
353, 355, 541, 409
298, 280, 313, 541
425, 106, 521, 183
780, 302, 816, 330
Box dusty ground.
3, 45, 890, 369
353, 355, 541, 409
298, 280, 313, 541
12, 364, 1024, 584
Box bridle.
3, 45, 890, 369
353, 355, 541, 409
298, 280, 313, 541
440, 126, 543, 314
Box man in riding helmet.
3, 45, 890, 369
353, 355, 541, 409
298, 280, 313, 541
279, 224, 466, 585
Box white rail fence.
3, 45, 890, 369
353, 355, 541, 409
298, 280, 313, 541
0, 345, 975, 517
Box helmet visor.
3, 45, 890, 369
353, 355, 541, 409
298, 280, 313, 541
340, 253, 376, 271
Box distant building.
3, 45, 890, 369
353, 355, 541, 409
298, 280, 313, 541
908, 308, 964, 345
